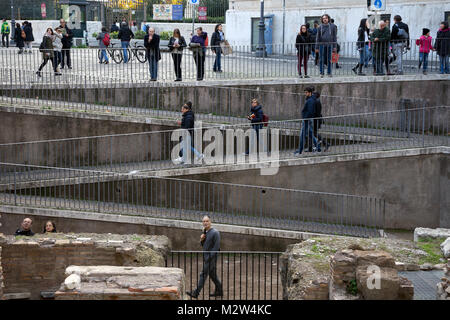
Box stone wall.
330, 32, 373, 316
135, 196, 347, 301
0, 237, 3, 300
437, 259, 450, 300
1, 233, 170, 300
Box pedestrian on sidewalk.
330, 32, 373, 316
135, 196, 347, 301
211, 24, 225, 73
59, 19, 73, 69
36, 28, 61, 77
391, 15, 410, 75
295, 24, 313, 78
187, 215, 223, 299
370, 21, 391, 76
23, 21, 34, 53
97, 27, 110, 64
53, 27, 63, 73
294, 87, 321, 155
173, 101, 204, 165
416, 28, 434, 75
118, 21, 134, 64
13, 22, 24, 54
189, 27, 207, 81
308, 90, 329, 152
353, 18, 370, 75
144, 27, 161, 81
1, 18, 10, 48
435, 21, 450, 74
315, 14, 337, 77
168, 28, 187, 81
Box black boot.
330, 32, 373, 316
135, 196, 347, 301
352, 64, 359, 74
358, 63, 365, 75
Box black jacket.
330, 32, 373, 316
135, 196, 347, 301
210, 31, 224, 52
250, 105, 264, 129
391, 21, 409, 44
59, 25, 73, 48
14, 228, 35, 236
295, 33, 313, 56
168, 36, 187, 52
201, 228, 220, 262
144, 33, 161, 60
357, 26, 369, 49
23, 24, 34, 42
14, 28, 24, 47
435, 28, 450, 57
118, 27, 134, 42
181, 110, 195, 130
111, 24, 119, 32
302, 95, 317, 119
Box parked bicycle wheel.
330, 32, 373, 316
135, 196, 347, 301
135, 46, 147, 63
111, 48, 123, 64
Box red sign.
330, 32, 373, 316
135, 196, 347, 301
198, 6, 207, 21
41, 3, 47, 18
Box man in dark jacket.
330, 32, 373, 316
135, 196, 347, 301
308, 91, 328, 152
118, 22, 134, 63
187, 215, 223, 298
295, 87, 321, 155
59, 19, 73, 69
315, 14, 337, 77
370, 21, 391, 75
14, 217, 35, 236
174, 101, 204, 165
391, 15, 409, 75
144, 27, 160, 80
244, 98, 264, 155
436, 21, 450, 74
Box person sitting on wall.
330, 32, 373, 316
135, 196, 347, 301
43, 220, 57, 233
14, 217, 35, 236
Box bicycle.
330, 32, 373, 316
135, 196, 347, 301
126, 42, 147, 63
98, 43, 123, 64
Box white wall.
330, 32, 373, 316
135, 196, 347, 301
226, 1, 450, 55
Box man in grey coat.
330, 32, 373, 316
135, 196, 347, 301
187, 215, 223, 298
315, 14, 337, 77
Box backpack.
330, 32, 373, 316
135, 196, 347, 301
396, 24, 409, 39
5, 25, 10, 34
262, 114, 269, 127
204, 35, 209, 47
103, 33, 110, 46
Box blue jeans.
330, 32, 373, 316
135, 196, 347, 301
121, 41, 129, 63
359, 45, 371, 67
296, 120, 320, 154
319, 45, 332, 75
419, 52, 428, 71
213, 48, 222, 71
439, 55, 450, 74
100, 49, 108, 63
148, 54, 158, 79
180, 134, 202, 163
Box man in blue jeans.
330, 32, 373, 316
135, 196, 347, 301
315, 14, 337, 77
294, 87, 321, 155
118, 21, 134, 63
144, 27, 161, 81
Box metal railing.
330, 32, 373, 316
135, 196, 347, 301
1, 106, 447, 172
0, 39, 446, 84
166, 251, 282, 300
0, 162, 385, 237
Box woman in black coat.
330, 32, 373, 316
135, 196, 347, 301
168, 28, 187, 81
295, 25, 313, 78
14, 23, 24, 54
23, 21, 34, 53
352, 18, 370, 75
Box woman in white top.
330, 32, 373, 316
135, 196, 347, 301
168, 28, 187, 81
53, 27, 63, 73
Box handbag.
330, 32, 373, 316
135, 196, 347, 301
220, 40, 232, 56
332, 52, 339, 63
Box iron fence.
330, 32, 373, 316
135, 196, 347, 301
165, 251, 282, 300
0, 39, 446, 84
0, 106, 447, 173
0, 162, 385, 237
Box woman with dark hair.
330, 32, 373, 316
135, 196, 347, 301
210, 24, 225, 72
43, 220, 57, 233
295, 24, 313, 78
352, 18, 370, 75
435, 21, 450, 74
168, 28, 187, 81
23, 21, 34, 53
36, 28, 60, 77
14, 22, 24, 54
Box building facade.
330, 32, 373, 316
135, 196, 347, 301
226, 0, 450, 54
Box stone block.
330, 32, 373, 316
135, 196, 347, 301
440, 237, 450, 259
414, 228, 450, 242
356, 266, 400, 300
55, 266, 185, 300
398, 277, 414, 300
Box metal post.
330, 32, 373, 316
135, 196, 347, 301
256, 0, 265, 57
10, 0, 15, 46
282, 0, 285, 56
192, 4, 196, 35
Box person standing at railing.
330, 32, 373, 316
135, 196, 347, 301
294, 87, 321, 155
144, 27, 161, 81
118, 21, 134, 64
315, 14, 337, 78
36, 28, 61, 77
168, 28, 187, 82
311, 21, 319, 64
53, 27, 63, 74
189, 27, 207, 81
97, 27, 109, 65
353, 18, 370, 76
383, 19, 393, 75
211, 24, 225, 73
416, 28, 434, 75
370, 21, 391, 76
391, 15, 410, 75
435, 21, 450, 75
1, 19, 10, 48
23, 21, 34, 54
13, 23, 24, 54
58, 19, 73, 70
295, 25, 313, 78
187, 215, 223, 299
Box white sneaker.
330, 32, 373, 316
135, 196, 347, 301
173, 157, 184, 164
